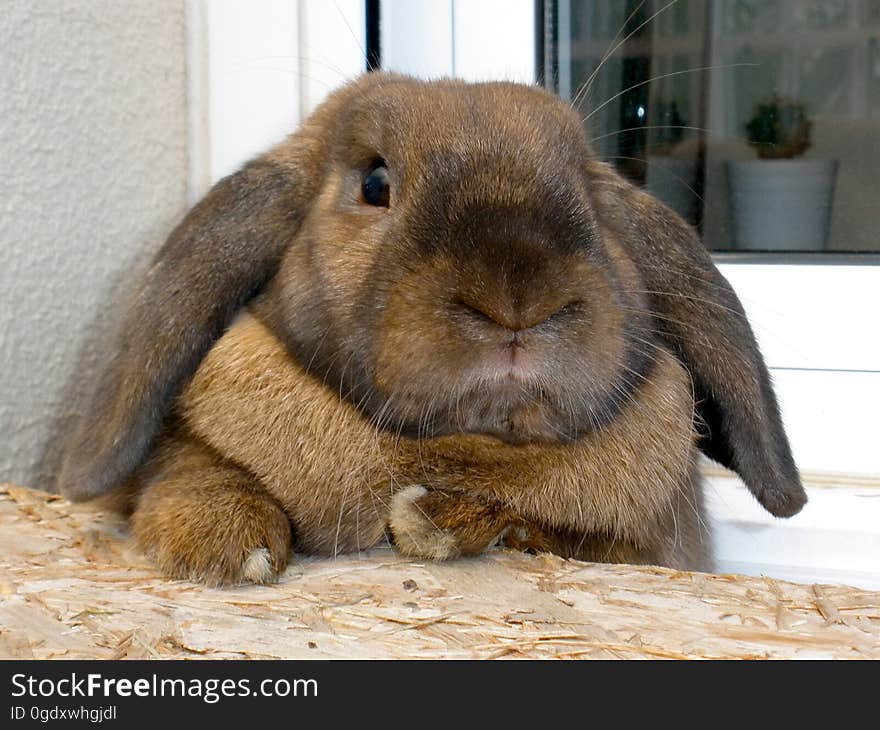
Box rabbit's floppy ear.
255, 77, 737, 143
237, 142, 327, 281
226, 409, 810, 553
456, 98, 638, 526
59, 141, 322, 501
592, 165, 806, 517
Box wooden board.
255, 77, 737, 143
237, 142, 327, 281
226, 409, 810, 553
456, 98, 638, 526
0, 483, 877, 659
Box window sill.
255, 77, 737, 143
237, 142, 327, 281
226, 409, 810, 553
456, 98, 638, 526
703, 464, 880, 590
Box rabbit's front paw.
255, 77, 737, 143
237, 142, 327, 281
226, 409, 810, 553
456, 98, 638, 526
132, 474, 292, 586
388, 485, 516, 560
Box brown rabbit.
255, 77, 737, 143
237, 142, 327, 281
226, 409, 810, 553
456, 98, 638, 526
58, 72, 806, 586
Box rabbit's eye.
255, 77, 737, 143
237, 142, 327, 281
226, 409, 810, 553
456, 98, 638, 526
362, 164, 390, 207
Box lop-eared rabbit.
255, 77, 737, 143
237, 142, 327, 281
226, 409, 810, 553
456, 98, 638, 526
59, 73, 805, 585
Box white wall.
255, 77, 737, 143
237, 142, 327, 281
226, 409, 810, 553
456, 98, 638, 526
0, 1, 189, 488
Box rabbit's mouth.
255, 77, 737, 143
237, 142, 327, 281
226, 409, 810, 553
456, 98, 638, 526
455, 392, 580, 445
380, 393, 579, 444
366, 362, 632, 445
359, 294, 655, 445
433, 351, 582, 443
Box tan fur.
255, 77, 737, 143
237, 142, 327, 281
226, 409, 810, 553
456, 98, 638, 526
390, 486, 462, 560
129, 428, 291, 586
126, 312, 705, 583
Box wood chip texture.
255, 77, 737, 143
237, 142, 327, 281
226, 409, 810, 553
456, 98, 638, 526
1, 484, 877, 659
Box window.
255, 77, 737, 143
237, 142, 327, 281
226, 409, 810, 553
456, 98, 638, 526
550, 0, 880, 255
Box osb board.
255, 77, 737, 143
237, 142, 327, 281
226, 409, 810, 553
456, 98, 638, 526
0, 484, 877, 660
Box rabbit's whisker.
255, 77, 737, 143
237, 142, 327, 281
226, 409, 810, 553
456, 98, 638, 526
304, 324, 334, 374
332, 479, 351, 559
585, 63, 758, 125
628, 259, 748, 296
601, 155, 705, 204
623, 289, 750, 321
569, 0, 648, 109
336, 349, 359, 403
573, 0, 672, 111
236, 53, 354, 79
589, 125, 707, 145
332, 0, 369, 65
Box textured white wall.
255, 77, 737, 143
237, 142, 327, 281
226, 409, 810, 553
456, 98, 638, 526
0, 1, 189, 488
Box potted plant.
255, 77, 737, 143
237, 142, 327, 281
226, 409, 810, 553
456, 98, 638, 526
727, 96, 838, 251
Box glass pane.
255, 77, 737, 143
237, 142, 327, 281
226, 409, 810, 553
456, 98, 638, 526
551, 0, 880, 253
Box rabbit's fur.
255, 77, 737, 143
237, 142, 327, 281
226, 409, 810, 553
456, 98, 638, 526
59, 73, 805, 585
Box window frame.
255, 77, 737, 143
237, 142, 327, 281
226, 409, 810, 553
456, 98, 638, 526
185, 0, 367, 201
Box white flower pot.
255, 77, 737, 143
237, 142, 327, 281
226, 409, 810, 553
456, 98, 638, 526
727, 159, 838, 251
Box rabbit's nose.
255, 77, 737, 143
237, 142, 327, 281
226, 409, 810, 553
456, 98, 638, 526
457, 297, 581, 333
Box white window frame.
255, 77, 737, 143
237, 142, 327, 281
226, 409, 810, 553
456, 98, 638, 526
185, 0, 880, 588
185, 0, 367, 201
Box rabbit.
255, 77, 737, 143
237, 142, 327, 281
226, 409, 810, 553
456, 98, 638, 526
57, 72, 806, 586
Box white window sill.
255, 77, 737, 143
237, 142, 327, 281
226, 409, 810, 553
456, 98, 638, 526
704, 465, 880, 590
